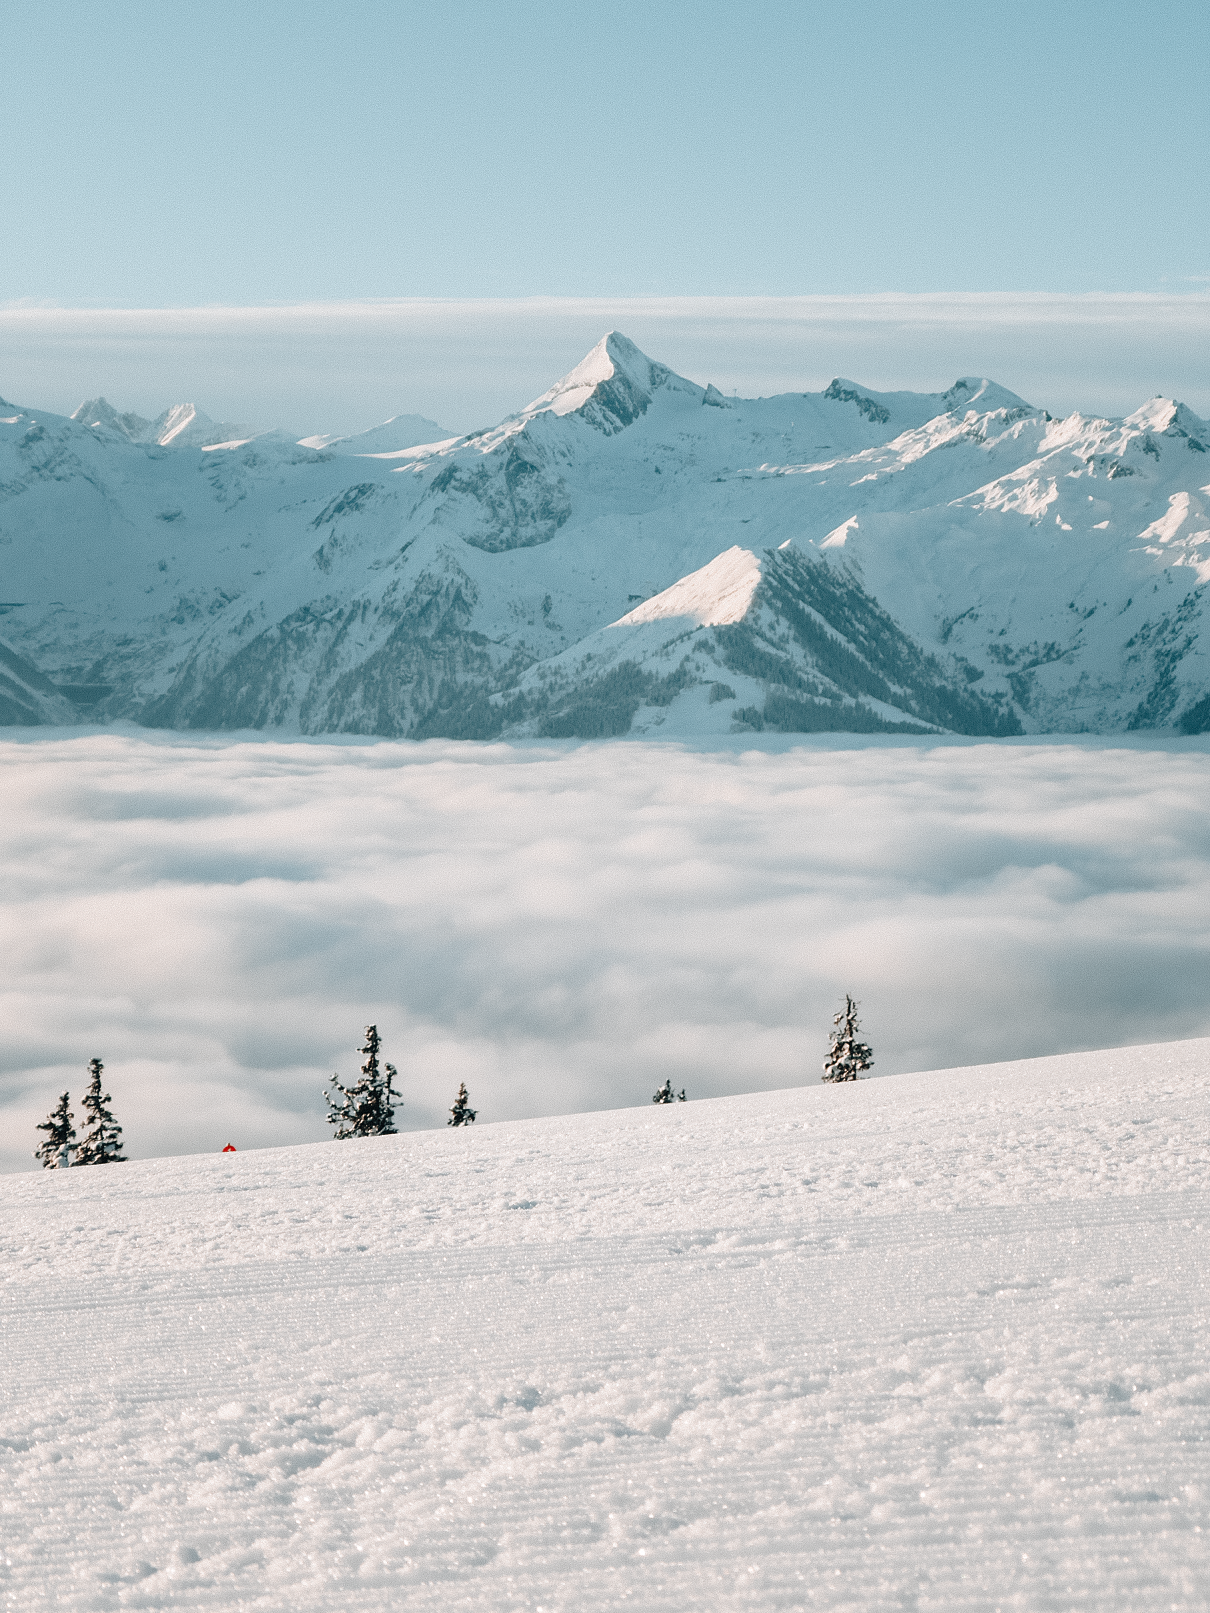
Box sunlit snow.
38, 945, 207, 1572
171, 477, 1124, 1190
3, 1038, 1209, 1609
609, 546, 764, 628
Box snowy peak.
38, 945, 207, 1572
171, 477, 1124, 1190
525, 332, 651, 416
298, 412, 457, 456
71, 396, 153, 440
1122, 397, 1209, 450
610, 546, 764, 629
150, 403, 205, 445
823, 375, 1032, 428
940, 376, 1033, 414
146, 402, 256, 448
1125, 397, 1181, 434
72, 396, 252, 447
521, 331, 685, 433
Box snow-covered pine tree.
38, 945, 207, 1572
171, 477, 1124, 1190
324, 1024, 399, 1138
652, 1080, 687, 1104
822, 995, 874, 1083
75, 1059, 126, 1163
448, 1083, 477, 1127
34, 1090, 76, 1168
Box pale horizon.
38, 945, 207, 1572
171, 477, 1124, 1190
5, 291, 1210, 438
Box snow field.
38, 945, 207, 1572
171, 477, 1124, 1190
3, 1039, 1210, 1610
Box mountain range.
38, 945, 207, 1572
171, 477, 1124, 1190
2, 332, 1207, 737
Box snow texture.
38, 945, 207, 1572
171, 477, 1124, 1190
3, 1038, 1209, 1610
3, 730, 1209, 1171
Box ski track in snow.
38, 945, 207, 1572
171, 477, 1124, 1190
3, 1043, 1210, 1610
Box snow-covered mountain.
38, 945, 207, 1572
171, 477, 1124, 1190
2, 332, 1208, 737
70, 397, 254, 448
297, 411, 456, 455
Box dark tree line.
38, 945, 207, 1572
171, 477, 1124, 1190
36, 999, 872, 1169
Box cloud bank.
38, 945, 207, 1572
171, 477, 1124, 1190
2, 730, 1209, 1171
3, 294, 1209, 439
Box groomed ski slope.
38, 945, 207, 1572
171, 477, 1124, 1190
3, 1040, 1209, 1612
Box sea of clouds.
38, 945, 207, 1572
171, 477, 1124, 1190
2, 729, 1209, 1171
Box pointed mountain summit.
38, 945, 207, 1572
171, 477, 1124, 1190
72, 397, 252, 447
612, 546, 765, 629
939, 376, 1033, 414
146, 403, 253, 447
521, 331, 691, 433
72, 397, 153, 439
1122, 397, 1209, 446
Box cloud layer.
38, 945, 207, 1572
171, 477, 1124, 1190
3, 729, 1209, 1170
3, 294, 1209, 438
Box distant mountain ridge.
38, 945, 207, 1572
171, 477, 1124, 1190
297, 413, 457, 456
71, 397, 255, 448
2, 332, 1207, 737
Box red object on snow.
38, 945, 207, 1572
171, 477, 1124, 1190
221, 1143, 237, 1152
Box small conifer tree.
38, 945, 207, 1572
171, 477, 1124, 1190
35, 1090, 76, 1169
652, 1080, 687, 1104
448, 1083, 477, 1127
324, 1024, 399, 1138
76, 1059, 127, 1164
822, 995, 873, 1083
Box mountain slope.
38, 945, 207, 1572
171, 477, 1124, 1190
0, 635, 78, 725
297, 412, 456, 455
4, 1038, 1209, 1610
2, 334, 1207, 737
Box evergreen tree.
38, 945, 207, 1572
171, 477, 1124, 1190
34, 1090, 76, 1169
822, 995, 874, 1083
324, 1024, 398, 1139
652, 1080, 687, 1104
448, 1082, 477, 1127
76, 1059, 126, 1164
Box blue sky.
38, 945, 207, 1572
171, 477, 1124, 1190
3, 2, 1208, 431
4, 0, 1208, 306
